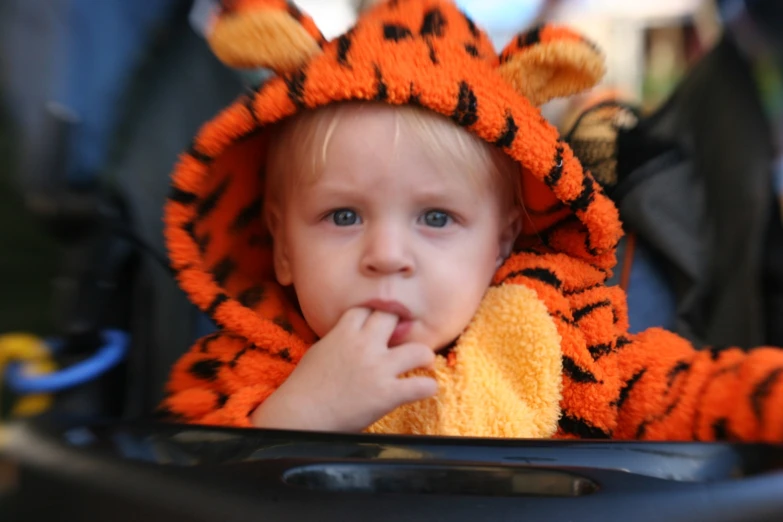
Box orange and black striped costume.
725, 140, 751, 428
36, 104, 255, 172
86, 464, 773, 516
160, 0, 783, 441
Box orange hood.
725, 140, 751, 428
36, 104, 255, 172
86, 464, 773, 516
163, 0, 622, 350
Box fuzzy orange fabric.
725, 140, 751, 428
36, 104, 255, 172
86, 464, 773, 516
160, 0, 783, 442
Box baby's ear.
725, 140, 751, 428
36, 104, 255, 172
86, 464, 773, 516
269, 221, 294, 288
263, 200, 292, 285
498, 209, 522, 267
207, 0, 325, 75
497, 25, 605, 107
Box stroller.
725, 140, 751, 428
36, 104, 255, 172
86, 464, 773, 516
1, 1, 783, 520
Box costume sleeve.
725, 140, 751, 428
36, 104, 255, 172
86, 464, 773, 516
157, 332, 296, 427
607, 327, 783, 442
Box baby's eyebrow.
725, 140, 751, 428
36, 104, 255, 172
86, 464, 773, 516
305, 181, 363, 195
409, 189, 468, 204
409, 181, 487, 200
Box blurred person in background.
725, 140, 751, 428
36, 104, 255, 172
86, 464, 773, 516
0, 0, 193, 334
0, 0, 243, 418
605, 0, 783, 348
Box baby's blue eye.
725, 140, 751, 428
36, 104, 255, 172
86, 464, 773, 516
331, 209, 359, 226
422, 210, 450, 228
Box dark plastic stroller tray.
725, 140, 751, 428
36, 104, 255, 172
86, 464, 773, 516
2, 421, 783, 521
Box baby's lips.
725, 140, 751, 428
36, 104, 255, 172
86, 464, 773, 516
388, 318, 414, 347
359, 299, 413, 321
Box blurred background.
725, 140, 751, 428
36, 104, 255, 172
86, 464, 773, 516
0, 0, 781, 430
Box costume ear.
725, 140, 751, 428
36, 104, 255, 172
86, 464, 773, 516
207, 0, 325, 74
497, 25, 605, 106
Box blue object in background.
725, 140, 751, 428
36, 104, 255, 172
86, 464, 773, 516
1, 0, 184, 188
454, 0, 545, 44
775, 157, 783, 197
55, 0, 183, 186
6, 330, 130, 394
608, 236, 677, 334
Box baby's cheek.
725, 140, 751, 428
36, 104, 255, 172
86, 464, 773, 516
445, 262, 493, 322
290, 277, 334, 338
298, 299, 334, 339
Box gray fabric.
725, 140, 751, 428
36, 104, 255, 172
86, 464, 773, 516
0, 1, 240, 414
0, 0, 66, 191
765, 208, 783, 344
615, 35, 777, 348
108, 20, 242, 416
618, 154, 707, 287
0, 0, 68, 334
0, 101, 61, 335
618, 155, 724, 346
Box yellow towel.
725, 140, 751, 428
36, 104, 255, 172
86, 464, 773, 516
367, 284, 562, 438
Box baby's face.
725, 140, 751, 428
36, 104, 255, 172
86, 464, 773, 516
271, 108, 514, 351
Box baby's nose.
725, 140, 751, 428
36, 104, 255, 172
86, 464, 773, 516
360, 226, 414, 276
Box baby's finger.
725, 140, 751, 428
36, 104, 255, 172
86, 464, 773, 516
386, 342, 435, 375
362, 309, 400, 342
393, 376, 438, 405
333, 307, 373, 333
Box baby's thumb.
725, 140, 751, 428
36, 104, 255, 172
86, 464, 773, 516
332, 307, 373, 333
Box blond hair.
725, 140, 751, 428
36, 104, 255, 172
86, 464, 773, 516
264, 102, 522, 223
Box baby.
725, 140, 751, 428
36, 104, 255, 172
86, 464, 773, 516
254, 102, 522, 431
161, 0, 783, 441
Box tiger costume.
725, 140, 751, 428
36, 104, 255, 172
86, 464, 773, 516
160, 0, 783, 441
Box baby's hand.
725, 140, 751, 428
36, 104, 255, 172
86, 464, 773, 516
251, 308, 437, 432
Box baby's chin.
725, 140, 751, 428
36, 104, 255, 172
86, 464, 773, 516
384, 330, 457, 352
433, 337, 459, 353
400, 332, 459, 352
386, 319, 460, 351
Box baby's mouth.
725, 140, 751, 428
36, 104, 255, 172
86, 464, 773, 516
359, 299, 414, 346
388, 319, 414, 347
359, 299, 413, 321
